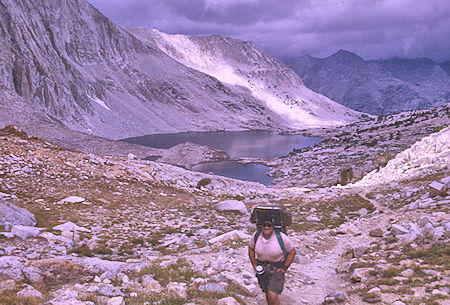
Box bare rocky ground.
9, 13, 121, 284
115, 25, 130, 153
269, 104, 450, 188
0, 105, 449, 305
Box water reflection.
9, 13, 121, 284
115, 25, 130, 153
122, 130, 321, 185
192, 161, 274, 185
123, 130, 321, 159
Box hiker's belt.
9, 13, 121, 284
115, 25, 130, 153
256, 260, 284, 268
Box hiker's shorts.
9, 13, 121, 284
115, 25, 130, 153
256, 264, 285, 294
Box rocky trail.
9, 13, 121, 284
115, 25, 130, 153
0, 111, 449, 305
248, 201, 394, 305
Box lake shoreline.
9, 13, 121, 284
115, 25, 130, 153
122, 130, 322, 185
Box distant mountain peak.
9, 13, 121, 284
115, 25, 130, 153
330, 50, 364, 62
287, 50, 450, 115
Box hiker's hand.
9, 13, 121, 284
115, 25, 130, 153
277, 268, 286, 274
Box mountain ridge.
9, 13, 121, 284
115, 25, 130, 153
0, 0, 366, 141
287, 50, 450, 115
131, 28, 366, 129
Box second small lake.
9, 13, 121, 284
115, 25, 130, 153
123, 130, 321, 185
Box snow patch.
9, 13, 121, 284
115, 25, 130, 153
91, 97, 111, 111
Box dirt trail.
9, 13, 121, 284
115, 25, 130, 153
245, 191, 394, 305
245, 233, 356, 305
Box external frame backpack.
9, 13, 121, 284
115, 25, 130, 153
250, 205, 292, 258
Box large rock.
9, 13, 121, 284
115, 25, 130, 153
46, 297, 95, 305
73, 257, 125, 276
350, 268, 378, 283
0, 199, 36, 227
390, 224, 409, 236
217, 200, 248, 214
40, 232, 75, 248
217, 297, 240, 305
369, 227, 384, 237
323, 291, 347, 304
0, 256, 24, 281
107, 297, 125, 305
208, 230, 250, 244
198, 282, 227, 294
0, 279, 16, 293
57, 196, 86, 204
11, 225, 40, 240
353, 246, 368, 258
166, 282, 187, 299
53, 221, 90, 232
16, 285, 43, 299
158, 142, 230, 167
429, 181, 447, 197
141, 274, 162, 293
398, 222, 421, 243
96, 285, 124, 297
22, 266, 44, 284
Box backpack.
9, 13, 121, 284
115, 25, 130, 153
250, 205, 292, 258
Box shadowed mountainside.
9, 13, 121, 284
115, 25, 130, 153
287, 50, 450, 115
0, 0, 365, 140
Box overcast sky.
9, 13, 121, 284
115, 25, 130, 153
88, 0, 450, 63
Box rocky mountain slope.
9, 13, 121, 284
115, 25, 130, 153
269, 103, 450, 188
287, 50, 450, 115
129, 29, 365, 129
440, 61, 450, 75
0, 0, 365, 141
0, 103, 448, 304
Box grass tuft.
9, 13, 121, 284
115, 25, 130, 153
138, 258, 203, 287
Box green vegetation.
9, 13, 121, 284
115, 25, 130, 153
284, 194, 375, 232
405, 244, 450, 267
138, 258, 202, 286
131, 238, 145, 245
68, 244, 93, 257
0, 291, 41, 305
196, 178, 211, 189
375, 151, 393, 168
382, 267, 400, 278
126, 294, 185, 305
92, 246, 113, 255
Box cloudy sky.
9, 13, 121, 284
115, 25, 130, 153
88, 0, 450, 63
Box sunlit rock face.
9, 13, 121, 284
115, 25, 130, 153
287, 50, 450, 115
0, 0, 365, 140
133, 28, 366, 128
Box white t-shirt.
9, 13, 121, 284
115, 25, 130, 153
249, 231, 294, 263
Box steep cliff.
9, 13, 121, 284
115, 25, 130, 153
0, 0, 364, 139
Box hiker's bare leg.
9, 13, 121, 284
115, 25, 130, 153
266, 290, 280, 305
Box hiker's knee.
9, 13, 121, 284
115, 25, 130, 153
266, 290, 280, 305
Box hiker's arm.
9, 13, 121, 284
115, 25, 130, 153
279, 248, 296, 274
248, 246, 257, 270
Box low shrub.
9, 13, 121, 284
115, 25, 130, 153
196, 178, 211, 189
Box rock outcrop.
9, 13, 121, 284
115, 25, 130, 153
0, 199, 37, 227
157, 142, 230, 168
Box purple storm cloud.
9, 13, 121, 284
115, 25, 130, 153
88, 0, 450, 62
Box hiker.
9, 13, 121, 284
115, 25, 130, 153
248, 219, 296, 305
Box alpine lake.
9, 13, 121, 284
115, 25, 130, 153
122, 130, 321, 185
